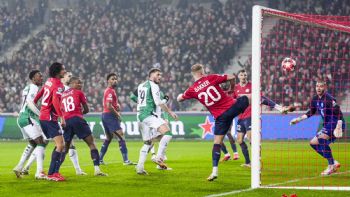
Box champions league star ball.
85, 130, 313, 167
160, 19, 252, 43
281, 57, 296, 72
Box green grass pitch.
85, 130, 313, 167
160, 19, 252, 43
0, 141, 349, 197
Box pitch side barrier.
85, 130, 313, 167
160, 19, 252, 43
0, 112, 348, 140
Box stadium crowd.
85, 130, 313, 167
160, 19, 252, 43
0, 1, 42, 53
1, 0, 349, 113
0, 0, 252, 112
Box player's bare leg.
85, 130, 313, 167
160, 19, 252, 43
208, 134, 225, 181
83, 135, 107, 176
310, 133, 339, 175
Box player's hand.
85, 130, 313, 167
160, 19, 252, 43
177, 94, 184, 102
333, 120, 343, 138
116, 112, 122, 120
281, 105, 296, 114
290, 117, 299, 125
169, 111, 178, 121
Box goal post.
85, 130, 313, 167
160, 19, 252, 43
251, 5, 350, 190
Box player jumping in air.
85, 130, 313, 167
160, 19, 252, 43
290, 80, 344, 176
34, 62, 67, 181
135, 68, 178, 175
14, 70, 47, 179
60, 77, 107, 176
177, 64, 250, 181
99, 73, 135, 165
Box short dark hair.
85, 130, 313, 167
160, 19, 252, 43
29, 70, 40, 80
49, 62, 63, 78
148, 68, 161, 77
237, 69, 246, 75
107, 73, 117, 81
69, 76, 80, 84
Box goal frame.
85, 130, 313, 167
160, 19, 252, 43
251, 5, 350, 191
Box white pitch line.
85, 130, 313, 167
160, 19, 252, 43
204, 170, 350, 197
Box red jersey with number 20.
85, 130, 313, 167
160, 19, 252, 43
34, 78, 64, 121
182, 74, 235, 119
61, 89, 87, 120
232, 82, 252, 119
103, 87, 119, 113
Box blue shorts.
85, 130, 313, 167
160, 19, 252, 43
214, 96, 249, 135
102, 112, 122, 134
39, 120, 62, 139
317, 120, 346, 144
237, 118, 251, 133
64, 116, 92, 142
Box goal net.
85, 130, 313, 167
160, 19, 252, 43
251, 5, 350, 190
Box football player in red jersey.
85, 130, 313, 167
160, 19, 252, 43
60, 77, 107, 176
34, 62, 66, 181
99, 73, 135, 165
177, 64, 251, 181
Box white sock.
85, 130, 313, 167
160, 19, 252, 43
157, 135, 172, 159
212, 167, 218, 176
150, 145, 156, 155
23, 152, 36, 171
35, 146, 45, 174
94, 165, 101, 172
69, 148, 82, 173
16, 144, 35, 170
138, 144, 151, 168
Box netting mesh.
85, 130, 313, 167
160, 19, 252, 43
260, 10, 350, 187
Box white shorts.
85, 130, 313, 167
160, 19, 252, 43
140, 116, 166, 141
18, 117, 45, 140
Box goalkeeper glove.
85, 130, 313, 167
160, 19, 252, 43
333, 120, 343, 138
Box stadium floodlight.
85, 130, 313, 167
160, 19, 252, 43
252, 5, 350, 191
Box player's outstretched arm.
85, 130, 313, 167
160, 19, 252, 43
177, 93, 185, 102
159, 103, 178, 121
261, 95, 294, 114
290, 114, 308, 125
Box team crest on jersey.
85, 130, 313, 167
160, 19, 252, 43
108, 94, 112, 98
57, 88, 63, 93
245, 89, 250, 93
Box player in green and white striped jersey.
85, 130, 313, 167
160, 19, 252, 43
135, 68, 178, 175
14, 70, 47, 179
130, 89, 170, 170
